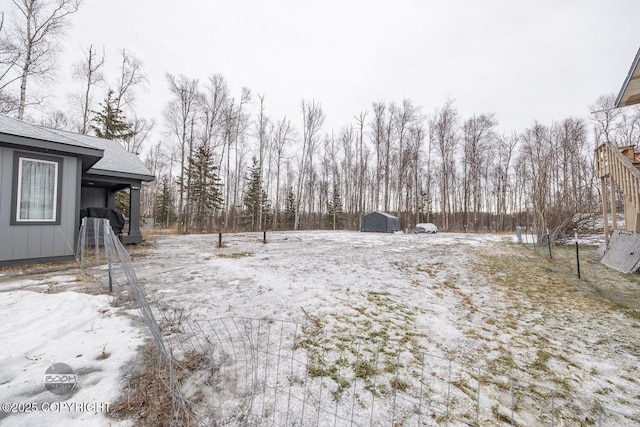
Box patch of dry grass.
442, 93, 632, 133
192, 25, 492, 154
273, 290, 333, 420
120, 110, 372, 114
474, 243, 640, 319
110, 344, 202, 426
470, 242, 640, 402
216, 251, 253, 259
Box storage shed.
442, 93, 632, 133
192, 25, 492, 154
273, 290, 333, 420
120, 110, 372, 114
361, 211, 401, 233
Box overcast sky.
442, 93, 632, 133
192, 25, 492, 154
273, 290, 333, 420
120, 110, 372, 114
6, 0, 640, 140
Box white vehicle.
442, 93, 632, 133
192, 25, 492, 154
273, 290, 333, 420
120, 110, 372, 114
415, 223, 437, 234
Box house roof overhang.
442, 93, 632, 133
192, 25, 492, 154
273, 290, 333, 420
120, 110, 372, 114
82, 168, 155, 189
0, 132, 104, 170
0, 115, 104, 170
48, 129, 155, 183
615, 46, 640, 108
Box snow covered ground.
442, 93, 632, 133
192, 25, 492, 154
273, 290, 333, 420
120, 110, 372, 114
1, 230, 639, 425
0, 274, 145, 426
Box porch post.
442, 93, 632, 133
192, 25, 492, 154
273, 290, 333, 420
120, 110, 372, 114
601, 176, 609, 248
128, 184, 142, 239
610, 177, 618, 231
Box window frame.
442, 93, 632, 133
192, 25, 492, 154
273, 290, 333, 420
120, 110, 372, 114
10, 152, 63, 226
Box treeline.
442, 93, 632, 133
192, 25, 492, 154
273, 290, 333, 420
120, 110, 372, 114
145, 77, 638, 238
2, 2, 639, 237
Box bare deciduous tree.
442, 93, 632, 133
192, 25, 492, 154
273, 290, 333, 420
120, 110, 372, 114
519, 121, 552, 239
39, 108, 68, 129
125, 114, 154, 154
11, 0, 82, 119
71, 44, 104, 134
589, 94, 621, 146
295, 99, 325, 230
200, 73, 228, 152
493, 132, 518, 230
113, 49, 146, 112
370, 102, 386, 210
355, 111, 368, 215
461, 113, 496, 230
164, 73, 200, 232
0, 12, 22, 113
430, 99, 458, 231
271, 116, 293, 230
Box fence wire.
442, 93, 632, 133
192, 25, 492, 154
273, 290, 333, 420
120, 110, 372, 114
171, 317, 639, 427
78, 219, 640, 426
78, 217, 194, 425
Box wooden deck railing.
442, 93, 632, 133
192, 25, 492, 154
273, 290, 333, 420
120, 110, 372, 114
595, 141, 640, 238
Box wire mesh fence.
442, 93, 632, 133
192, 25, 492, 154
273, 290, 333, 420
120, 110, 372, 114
78, 217, 193, 425
78, 218, 640, 426
170, 317, 639, 426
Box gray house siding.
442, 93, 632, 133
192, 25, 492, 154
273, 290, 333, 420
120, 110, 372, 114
0, 148, 4, 216
0, 146, 79, 265
1, 114, 154, 265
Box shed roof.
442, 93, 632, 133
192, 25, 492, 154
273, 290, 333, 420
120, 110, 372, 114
615, 46, 640, 108
366, 211, 398, 219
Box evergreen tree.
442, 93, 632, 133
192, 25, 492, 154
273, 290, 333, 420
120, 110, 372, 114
326, 185, 345, 230
281, 188, 296, 230
154, 175, 176, 227
91, 89, 135, 218
90, 89, 134, 141
242, 157, 270, 231
185, 143, 223, 231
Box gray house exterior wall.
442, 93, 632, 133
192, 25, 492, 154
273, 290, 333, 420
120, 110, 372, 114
0, 146, 80, 265
0, 114, 154, 266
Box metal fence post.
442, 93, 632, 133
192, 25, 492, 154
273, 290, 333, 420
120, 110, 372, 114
104, 219, 113, 293
551, 391, 555, 427
79, 217, 86, 271
94, 217, 99, 264
446, 358, 452, 426
476, 366, 481, 426
575, 231, 581, 279
511, 378, 515, 426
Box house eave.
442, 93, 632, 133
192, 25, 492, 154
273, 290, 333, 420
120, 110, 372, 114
85, 168, 155, 183
615, 46, 640, 108
0, 133, 103, 170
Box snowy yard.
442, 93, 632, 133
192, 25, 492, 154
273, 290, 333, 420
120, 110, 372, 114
1, 230, 640, 425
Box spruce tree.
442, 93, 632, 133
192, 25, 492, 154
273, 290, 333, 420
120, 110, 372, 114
281, 189, 296, 230
154, 175, 175, 227
326, 185, 345, 230
90, 89, 134, 141
91, 89, 135, 218
242, 157, 270, 231
185, 143, 223, 231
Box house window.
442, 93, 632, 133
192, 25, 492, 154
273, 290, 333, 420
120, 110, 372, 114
11, 153, 63, 225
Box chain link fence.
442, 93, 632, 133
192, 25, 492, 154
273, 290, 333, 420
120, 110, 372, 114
79, 219, 640, 426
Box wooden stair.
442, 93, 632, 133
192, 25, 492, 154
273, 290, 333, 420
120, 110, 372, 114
595, 140, 640, 242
